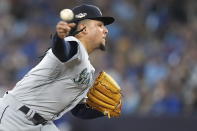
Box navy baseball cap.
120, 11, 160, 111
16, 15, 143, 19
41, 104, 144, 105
71, 4, 115, 25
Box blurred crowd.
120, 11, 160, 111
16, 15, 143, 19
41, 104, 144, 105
0, 0, 197, 129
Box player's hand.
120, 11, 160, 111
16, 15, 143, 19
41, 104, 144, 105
56, 21, 76, 39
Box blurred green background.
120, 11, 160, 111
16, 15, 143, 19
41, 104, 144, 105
0, 0, 197, 131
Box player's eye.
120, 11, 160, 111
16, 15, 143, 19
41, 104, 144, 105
97, 22, 103, 27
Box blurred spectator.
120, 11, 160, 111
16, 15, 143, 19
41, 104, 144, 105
150, 80, 183, 115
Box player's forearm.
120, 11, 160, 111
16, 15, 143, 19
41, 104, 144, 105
71, 104, 104, 119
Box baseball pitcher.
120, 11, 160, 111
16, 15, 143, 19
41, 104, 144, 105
0, 4, 121, 131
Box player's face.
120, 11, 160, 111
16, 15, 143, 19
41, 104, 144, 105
85, 20, 108, 51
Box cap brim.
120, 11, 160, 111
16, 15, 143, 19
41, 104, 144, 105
90, 17, 115, 25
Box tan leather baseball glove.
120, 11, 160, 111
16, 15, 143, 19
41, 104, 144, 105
86, 71, 122, 118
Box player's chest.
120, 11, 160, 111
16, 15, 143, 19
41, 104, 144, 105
72, 67, 94, 88
63, 59, 95, 88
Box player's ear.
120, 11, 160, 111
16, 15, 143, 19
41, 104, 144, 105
78, 24, 87, 34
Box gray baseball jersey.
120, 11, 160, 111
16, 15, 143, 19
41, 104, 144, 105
9, 36, 95, 120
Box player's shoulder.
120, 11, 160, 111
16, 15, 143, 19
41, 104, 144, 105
64, 36, 88, 55
64, 36, 80, 44
64, 36, 89, 62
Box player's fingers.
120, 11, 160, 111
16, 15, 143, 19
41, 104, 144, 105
57, 32, 68, 39
57, 24, 75, 32
57, 28, 69, 34
57, 29, 67, 34
57, 25, 72, 33
58, 21, 68, 26
58, 32, 67, 36
58, 21, 75, 29
57, 24, 70, 30
56, 21, 74, 38
56, 21, 69, 29
68, 23, 76, 28
57, 26, 71, 32
58, 21, 75, 27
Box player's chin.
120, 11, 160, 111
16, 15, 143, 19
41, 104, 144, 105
99, 43, 106, 51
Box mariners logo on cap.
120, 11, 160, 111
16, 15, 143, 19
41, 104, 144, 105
75, 13, 87, 18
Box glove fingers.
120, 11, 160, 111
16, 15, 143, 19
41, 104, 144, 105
87, 93, 116, 110
97, 72, 120, 93
90, 88, 117, 106
94, 82, 121, 102
87, 100, 121, 117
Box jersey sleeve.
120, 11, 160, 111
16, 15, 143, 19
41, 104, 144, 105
52, 34, 78, 62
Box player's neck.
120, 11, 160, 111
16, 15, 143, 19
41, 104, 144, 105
77, 37, 93, 54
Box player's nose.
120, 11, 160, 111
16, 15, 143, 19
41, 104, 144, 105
103, 26, 108, 35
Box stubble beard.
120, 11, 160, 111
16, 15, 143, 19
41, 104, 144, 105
99, 39, 106, 51
99, 43, 106, 51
